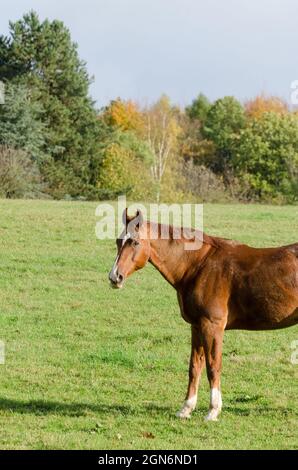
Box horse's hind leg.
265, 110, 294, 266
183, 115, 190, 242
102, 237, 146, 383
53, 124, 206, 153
176, 325, 205, 418
201, 318, 225, 421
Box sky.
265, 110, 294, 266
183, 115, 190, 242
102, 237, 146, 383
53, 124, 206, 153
1, 0, 298, 108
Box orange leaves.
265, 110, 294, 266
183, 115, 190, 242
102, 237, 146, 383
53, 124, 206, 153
245, 94, 288, 119
102, 98, 144, 134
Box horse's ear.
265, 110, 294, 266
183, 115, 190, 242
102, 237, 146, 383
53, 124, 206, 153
124, 208, 144, 233
122, 208, 128, 225
123, 208, 143, 230
134, 209, 143, 232
122, 208, 134, 225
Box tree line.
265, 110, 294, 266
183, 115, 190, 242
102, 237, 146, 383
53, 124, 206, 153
0, 12, 297, 203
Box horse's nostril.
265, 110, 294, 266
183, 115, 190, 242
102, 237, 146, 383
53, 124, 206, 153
109, 272, 117, 284
118, 273, 123, 283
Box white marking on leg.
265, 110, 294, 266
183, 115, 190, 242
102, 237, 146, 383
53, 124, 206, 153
205, 388, 222, 421
176, 395, 197, 419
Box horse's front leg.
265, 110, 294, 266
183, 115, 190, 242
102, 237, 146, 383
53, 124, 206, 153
176, 325, 205, 419
201, 318, 225, 421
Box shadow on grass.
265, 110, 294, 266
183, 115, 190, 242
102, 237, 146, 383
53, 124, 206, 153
0, 397, 295, 418
0, 397, 172, 417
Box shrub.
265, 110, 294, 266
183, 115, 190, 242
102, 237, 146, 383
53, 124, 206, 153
0, 146, 41, 198
182, 161, 230, 202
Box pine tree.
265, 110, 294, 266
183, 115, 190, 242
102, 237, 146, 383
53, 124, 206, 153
0, 11, 101, 198
0, 82, 45, 162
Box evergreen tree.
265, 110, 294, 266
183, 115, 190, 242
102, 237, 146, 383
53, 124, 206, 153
0, 11, 101, 198
186, 93, 211, 123
0, 82, 45, 162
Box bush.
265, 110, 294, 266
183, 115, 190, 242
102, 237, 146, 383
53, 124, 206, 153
0, 146, 41, 198
182, 161, 230, 202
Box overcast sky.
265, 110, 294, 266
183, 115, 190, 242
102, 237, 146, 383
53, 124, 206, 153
1, 0, 297, 108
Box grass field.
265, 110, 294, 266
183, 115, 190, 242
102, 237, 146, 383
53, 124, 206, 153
0, 199, 297, 450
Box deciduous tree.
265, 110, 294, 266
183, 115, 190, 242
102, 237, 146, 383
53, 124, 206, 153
144, 95, 182, 201
232, 112, 298, 200
102, 98, 144, 134
245, 95, 288, 119
203, 96, 246, 173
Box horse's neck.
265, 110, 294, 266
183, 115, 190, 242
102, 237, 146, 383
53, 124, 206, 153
148, 236, 212, 288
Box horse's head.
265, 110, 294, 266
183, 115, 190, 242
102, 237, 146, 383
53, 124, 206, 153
109, 209, 150, 289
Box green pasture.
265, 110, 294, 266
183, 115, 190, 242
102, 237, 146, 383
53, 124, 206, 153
0, 200, 297, 449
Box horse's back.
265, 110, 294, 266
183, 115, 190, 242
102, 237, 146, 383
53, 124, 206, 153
285, 242, 298, 257
224, 241, 298, 330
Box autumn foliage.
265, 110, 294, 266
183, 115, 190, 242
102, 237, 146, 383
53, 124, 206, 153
1, 12, 297, 203
245, 94, 288, 119
102, 98, 144, 134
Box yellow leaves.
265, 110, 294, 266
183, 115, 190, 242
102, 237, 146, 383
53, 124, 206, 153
98, 143, 131, 192
245, 94, 288, 119
102, 98, 144, 134
98, 142, 153, 199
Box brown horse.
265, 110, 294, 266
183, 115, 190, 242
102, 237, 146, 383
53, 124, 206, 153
109, 209, 298, 421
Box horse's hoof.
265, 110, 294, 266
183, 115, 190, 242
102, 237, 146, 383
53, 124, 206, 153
204, 409, 220, 421
176, 408, 192, 419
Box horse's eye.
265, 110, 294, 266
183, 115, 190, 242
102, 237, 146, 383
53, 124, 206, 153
131, 240, 140, 247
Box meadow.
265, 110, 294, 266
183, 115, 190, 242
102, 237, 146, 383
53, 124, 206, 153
0, 199, 297, 450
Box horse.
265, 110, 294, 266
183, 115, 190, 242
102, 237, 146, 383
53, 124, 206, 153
109, 209, 298, 421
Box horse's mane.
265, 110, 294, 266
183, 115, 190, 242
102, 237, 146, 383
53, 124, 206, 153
145, 221, 220, 249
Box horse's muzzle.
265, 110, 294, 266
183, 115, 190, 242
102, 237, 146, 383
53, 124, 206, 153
109, 270, 124, 289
